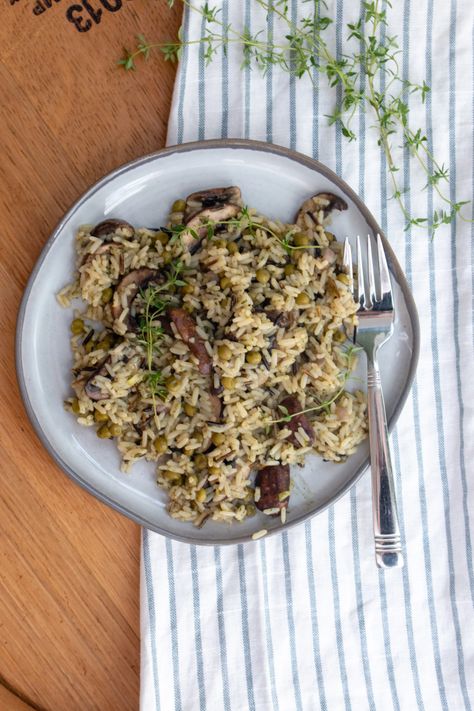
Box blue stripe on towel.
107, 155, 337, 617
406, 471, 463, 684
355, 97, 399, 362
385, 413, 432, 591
165, 539, 182, 711
237, 544, 256, 711
260, 540, 280, 711
143, 529, 161, 711
190, 546, 206, 711
214, 546, 232, 711
304, 522, 328, 711
281, 532, 303, 711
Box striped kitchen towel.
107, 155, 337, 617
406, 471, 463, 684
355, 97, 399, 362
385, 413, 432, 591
141, 1, 474, 709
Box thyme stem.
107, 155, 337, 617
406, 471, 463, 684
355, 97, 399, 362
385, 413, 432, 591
118, 0, 471, 236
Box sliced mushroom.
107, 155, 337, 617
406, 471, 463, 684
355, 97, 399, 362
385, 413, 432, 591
184, 186, 242, 222
112, 268, 163, 332
182, 203, 242, 253
255, 464, 290, 513
168, 307, 212, 375
264, 310, 297, 329
91, 219, 134, 239
181, 186, 242, 253
295, 192, 348, 230
71, 357, 112, 402
84, 362, 110, 401
280, 395, 315, 447
80, 242, 112, 269
208, 392, 223, 422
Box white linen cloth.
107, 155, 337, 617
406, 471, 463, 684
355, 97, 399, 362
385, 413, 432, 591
141, 2, 474, 709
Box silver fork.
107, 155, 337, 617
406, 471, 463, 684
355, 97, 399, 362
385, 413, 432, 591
343, 234, 403, 569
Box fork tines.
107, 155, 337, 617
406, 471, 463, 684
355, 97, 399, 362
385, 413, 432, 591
343, 234, 393, 312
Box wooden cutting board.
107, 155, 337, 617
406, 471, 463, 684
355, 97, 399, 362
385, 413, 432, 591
0, 2, 180, 708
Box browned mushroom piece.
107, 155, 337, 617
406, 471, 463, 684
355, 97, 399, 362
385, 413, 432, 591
264, 310, 297, 329
181, 186, 243, 253
80, 243, 112, 270
208, 392, 223, 422
295, 192, 348, 231
91, 219, 135, 239
168, 307, 212, 375
279, 395, 315, 447
77, 359, 111, 401
112, 268, 163, 332
184, 186, 242, 222
255, 464, 290, 513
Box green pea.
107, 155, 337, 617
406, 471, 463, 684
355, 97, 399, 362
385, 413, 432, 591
218, 344, 233, 361
195, 489, 207, 503
296, 292, 311, 306
255, 268, 270, 284
71, 318, 85, 335
294, 232, 310, 247
221, 376, 235, 390
97, 425, 112, 439
211, 432, 226, 446
162, 470, 182, 482
154, 231, 169, 246
246, 350, 262, 365
96, 335, 112, 351
333, 330, 347, 343
172, 199, 186, 213
184, 403, 196, 417
153, 436, 168, 454
336, 273, 350, 285
194, 454, 207, 470
101, 287, 113, 304
166, 376, 180, 393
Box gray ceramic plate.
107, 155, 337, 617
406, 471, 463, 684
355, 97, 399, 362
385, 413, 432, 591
16, 139, 419, 545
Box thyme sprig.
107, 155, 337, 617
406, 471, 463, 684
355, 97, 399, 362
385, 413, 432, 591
138, 260, 186, 420
168, 205, 317, 253
268, 344, 361, 425
119, 0, 470, 237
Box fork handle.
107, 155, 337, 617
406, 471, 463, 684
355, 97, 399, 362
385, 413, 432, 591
367, 360, 404, 568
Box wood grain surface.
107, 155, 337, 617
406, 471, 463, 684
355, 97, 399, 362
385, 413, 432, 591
0, 2, 181, 709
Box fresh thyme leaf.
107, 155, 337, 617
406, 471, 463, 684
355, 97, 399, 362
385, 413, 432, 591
146, 370, 167, 399
118, 0, 470, 236
268, 343, 360, 425
117, 50, 135, 71
138, 264, 189, 422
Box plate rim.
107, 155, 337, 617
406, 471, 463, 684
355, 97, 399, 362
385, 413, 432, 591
15, 138, 420, 545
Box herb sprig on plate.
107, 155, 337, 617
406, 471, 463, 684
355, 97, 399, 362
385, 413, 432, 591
118, 0, 470, 237
138, 260, 186, 420
167, 205, 319, 254
268, 344, 362, 425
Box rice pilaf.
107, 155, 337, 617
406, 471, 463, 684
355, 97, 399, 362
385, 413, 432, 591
57, 187, 367, 527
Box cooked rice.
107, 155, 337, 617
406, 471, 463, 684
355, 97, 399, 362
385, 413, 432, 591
58, 192, 367, 526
